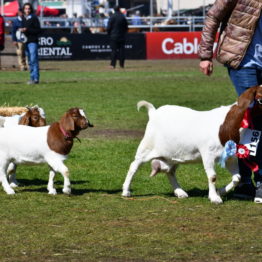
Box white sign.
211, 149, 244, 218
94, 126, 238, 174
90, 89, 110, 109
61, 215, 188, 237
240, 128, 261, 156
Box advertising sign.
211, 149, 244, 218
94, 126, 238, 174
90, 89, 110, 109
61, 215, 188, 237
38, 33, 146, 60
146, 32, 218, 59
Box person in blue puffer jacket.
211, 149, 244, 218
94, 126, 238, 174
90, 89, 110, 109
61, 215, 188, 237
12, 8, 27, 71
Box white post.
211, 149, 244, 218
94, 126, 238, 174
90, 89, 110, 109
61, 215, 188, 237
167, 0, 173, 18
150, 0, 153, 32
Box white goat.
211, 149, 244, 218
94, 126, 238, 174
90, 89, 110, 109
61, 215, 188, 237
122, 85, 262, 204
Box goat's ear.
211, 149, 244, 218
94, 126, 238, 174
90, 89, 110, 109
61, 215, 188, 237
60, 112, 74, 131
238, 85, 258, 109
19, 110, 31, 125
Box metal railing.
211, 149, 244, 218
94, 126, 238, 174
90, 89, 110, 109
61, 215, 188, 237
4, 16, 205, 33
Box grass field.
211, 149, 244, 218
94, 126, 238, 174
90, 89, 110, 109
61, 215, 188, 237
0, 59, 261, 262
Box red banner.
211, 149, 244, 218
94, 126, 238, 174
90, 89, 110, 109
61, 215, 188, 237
146, 32, 218, 59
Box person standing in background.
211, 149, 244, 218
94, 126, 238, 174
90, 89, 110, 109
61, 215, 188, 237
12, 8, 27, 71
107, 5, 128, 69
0, 14, 5, 69
20, 3, 41, 84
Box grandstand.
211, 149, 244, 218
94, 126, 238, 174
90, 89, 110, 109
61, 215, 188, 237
36, 0, 215, 18
2, 0, 216, 32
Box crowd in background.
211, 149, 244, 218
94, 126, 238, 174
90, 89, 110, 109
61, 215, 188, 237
2, 1, 211, 34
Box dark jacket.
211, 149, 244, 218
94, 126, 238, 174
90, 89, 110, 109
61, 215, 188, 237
22, 14, 41, 43
107, 11, 128, 41
11, 16, 23, 42
0, 15, 4, 49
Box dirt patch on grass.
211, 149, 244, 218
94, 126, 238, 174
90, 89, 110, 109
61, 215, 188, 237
80, 129, 144, 139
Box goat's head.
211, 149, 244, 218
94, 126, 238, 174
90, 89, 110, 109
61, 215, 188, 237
237, 85, 262, 108
19, 106, 46, 127
59, 108, 93, 136
219, 85, 262, 145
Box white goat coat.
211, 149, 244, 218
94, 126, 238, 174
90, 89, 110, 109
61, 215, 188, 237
139, 105, 230, 163
0, 125, 67, 171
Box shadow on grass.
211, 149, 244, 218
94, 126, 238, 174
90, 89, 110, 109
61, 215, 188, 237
73, 188, 122, 196
132, 188, 208, 198
18, 178, 122, 195
187, 187, 208, 197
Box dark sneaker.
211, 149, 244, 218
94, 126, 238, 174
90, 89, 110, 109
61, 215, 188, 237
27, 80, 39, 85
254, 182, 262, 203
233, 183, 256, 199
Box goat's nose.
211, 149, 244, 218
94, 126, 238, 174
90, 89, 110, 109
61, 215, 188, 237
88, 121, 94, 128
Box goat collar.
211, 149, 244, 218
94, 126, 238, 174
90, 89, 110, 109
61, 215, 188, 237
59, 124, 81, 142
59, 125, 73, 139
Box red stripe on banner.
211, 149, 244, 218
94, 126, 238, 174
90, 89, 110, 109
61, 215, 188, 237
146, 32, 218, 59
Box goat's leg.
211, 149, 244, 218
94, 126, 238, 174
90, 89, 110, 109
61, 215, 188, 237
7, 163, 19, 188
0, 165, 15, 195
218, 157, 241, 196
166, 164, 188, 198
47, 169, 57, 195
59, 166, 71, 195
202, 155, 223, 204
48, 161, 71, 195
122, 159, 143, 197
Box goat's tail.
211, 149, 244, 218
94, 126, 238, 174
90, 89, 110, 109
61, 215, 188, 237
137, 100, 156, 118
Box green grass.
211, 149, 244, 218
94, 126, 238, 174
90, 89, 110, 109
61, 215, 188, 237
0, 60, 261, 262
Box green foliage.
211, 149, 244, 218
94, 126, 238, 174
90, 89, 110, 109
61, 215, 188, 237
0, 60, 260, 262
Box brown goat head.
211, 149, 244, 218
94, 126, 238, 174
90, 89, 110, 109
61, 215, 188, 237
219, 85, 262, 145
59, 108, 92, 137
19, 107, 46, 127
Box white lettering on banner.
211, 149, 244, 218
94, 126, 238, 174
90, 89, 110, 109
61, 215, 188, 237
39, 37, 54, 46
162, 38, 174, 54
240, 128, 261, 156
162, 37, 217, 55
38, 47, 72, 56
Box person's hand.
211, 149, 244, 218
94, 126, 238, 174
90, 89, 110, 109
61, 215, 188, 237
19, 28, 27, 32
13, 41, 18, 46
199, 60, 213, 76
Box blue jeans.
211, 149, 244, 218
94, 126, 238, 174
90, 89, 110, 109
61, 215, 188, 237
228, 67, 262, 183
25, 42, 39, 82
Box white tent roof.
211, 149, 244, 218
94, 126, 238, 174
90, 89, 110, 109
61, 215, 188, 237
156, 0, 215, 13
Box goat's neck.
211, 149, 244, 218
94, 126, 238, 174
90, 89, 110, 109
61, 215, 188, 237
47, 122, 74, 155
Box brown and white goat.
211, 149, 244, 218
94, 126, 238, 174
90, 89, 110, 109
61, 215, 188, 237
122, 85, 262, 204
0, 106, 46, 128
2, 106, 47, 187
0, 107, 93, 195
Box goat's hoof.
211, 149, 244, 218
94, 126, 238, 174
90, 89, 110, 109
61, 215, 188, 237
48, 188, 57, 195
63, 188, 71, 195
122, 190, 131, 197
175, 188, 188, 198
6, 189, 15, 195
10, 182, 19, 188
209, 195, 223, 204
